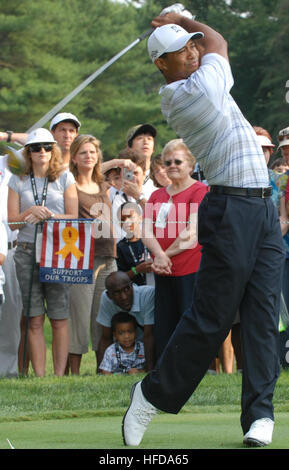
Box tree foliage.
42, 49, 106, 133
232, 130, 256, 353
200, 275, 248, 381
0, 0, 288, 158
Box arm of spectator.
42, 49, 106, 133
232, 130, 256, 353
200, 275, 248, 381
127, 367, 145, 375
143, 324, 155, 372
96, 325, 113, 372
101, 158, 136, 174
0, 223, 7, 264
0, 131, 28, 145
280, 195, 289, 237
122, 180, 147, 210
8, 187, 52, 229
165, 212, 198, 257
52, 183, 79, 220
127, 261, 153, 280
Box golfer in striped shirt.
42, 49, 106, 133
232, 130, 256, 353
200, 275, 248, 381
122, 6, 284, 448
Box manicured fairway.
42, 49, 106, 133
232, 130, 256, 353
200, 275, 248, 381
1, 411, 289, 449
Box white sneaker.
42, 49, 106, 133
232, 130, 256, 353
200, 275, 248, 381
243, 418, 274, 447
122, 381, 158, 446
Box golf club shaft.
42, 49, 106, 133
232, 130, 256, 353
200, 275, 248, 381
26, 27, 153, 133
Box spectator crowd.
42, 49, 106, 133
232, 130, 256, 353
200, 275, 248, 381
0, 113, 289, 377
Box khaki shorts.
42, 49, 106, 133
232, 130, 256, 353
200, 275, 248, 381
14, 243, 70, 320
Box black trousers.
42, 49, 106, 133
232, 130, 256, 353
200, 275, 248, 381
154, 272, 196, 360
142, 192, 284, 434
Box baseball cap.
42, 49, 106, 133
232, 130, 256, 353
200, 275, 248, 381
147, 24, 204, 62
278, 127, 289, 150
49, 112, 81, 131
25, 128, 56, 146
126, 124, 157, 147
256, 135, 275, 148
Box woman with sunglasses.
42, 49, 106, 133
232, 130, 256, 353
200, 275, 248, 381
142, 139, 208, 360
68, 134, 117, 375
8, 128, 78, 377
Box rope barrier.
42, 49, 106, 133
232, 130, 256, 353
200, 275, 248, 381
6, 219, 195, 225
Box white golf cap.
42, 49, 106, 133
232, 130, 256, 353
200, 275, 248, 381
147, 24, 204, 62
25, 128, 56, 146
256, 135, 275, 148
49, 112, 81, 131
278, 138, 289, 150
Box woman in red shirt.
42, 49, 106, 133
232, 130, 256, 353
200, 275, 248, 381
143, 139, 208, 359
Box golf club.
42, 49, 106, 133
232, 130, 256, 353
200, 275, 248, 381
26, 27, 154, 133
6, 26, 155, 172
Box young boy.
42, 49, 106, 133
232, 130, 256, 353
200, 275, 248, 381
116, 202, 153, 286
99, 312, 146, 375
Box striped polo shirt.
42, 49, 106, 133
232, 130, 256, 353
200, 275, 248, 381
159, 53, 269, 188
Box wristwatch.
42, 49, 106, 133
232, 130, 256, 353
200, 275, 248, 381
6, 131, 13, 143
136, 194, 145, 204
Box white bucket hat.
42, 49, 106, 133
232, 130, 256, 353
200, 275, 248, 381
147, 24, 204, 62
25, 128, 56, 146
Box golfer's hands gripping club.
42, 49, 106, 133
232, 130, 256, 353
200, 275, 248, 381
159, 3, 195, 20
152, 3, 195, 29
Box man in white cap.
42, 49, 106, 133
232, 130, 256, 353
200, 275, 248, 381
0, 112, 81, 167
49, 112, 81, 166
122, 5, 284, 448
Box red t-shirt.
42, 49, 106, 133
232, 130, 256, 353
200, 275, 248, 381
145, 181, 208, 276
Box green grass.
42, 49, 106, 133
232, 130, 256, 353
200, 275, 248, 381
0, 321, 289, 449
1, 412, 289, 449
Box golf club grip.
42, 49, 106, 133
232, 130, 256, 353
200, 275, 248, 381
138, 26, 154, 41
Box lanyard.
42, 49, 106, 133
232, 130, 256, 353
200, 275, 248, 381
30, 172, 49, 206
115, 341, 140, 373
128, 244, 139, 264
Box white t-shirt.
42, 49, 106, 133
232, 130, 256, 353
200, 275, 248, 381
8, 170, 75, 242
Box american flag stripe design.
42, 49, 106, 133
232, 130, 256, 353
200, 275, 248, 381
40, 220, 94, 270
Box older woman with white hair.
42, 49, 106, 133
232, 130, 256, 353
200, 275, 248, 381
142, 139, 208, 360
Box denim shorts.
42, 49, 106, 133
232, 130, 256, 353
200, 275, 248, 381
14, 242, 70, 319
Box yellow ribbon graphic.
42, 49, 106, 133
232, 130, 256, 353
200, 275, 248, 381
56, 226, 84, 261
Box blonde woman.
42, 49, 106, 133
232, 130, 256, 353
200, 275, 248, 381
8, 128, 78, 377
68, 134, 117, 374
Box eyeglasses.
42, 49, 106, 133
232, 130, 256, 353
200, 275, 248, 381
164, 159, 184, 167
29, 143, 53, 152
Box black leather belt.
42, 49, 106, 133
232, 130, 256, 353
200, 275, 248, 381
8, 240, 17, 250
210, 186, 272, 198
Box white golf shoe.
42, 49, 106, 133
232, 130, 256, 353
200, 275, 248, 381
243, 418, 274, 447
122, 381, 158, 446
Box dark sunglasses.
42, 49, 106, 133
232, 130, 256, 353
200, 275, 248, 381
164, 159, 184, 167
29, 143, 53, 153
